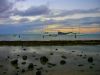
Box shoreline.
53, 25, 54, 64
0, 40, 100, 46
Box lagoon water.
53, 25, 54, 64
0, 34, 100, 41
0, 45, 100, 75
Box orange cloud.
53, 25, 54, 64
79, 27, 100, 33
45, 27, 100, 33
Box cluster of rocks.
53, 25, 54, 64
0, 47, 98, 75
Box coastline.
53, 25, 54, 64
0, 40, 100, 46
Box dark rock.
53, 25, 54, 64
88, 57, 93, 63
55, 49, 58, 50
40, 56, 48, 65
17, 71, 19, 73
72, 51, 75, 52
92, 63, 95, 65
16, 66, 20, 69
82, 56, 87, 59
36, 67, 43, 70
45, 70, 48, 72
7, 56, 10, 59
17, 55, 20, 57
78, 54, 82, 57
50, 53, 53, 55
48, 65, 52, 68
3, 71, 7, 74
89, 66, 93, 69
35, 58, 39, 60
79, 70, 85, 72
36, 71, 41, 75
11, 59, 18, 68
28, 63, 34, 71
22, 62, 26, 65
22, 56, 27, 60
32, 55, 36, 57
33, 65, 37, 66
15, 73, 18, 75
61, 56, 67, 59
0, 65, 3, 68
48, 63, 56, 66
21, 69, 25, 73
60, 60, 66, 65
78, 64, 84, 67
23, 48, 26, 51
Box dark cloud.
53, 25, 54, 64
31, 17, 100, 26
16, 0, 26, 1
15, 5, 50, 16
49, 8, 100, 17
0, 21, 44, 34
78, 17, 100, 25
58, 17, 100, 26
0, 4, 100, 34
0, 0, 13, 18
0, 17, 100, 34
29, 17, 100, 26
18, 18, 30, 23
0, 0, 12, 12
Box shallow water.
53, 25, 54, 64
0, 45, 100, 75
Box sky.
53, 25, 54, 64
0, 0, 100, 34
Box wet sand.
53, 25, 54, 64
0, 45, 100, 75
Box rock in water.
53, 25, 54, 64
28, 63, 34, 71
23, 48, 26, 51
55, 49, 58, 51
61, 56, 67, 59
48, 63, 56, 67
50, 53, 53, 55
22, 56, 27, 60
36, 71, 41, 75
40, 56, 48, 65
78, 64, 84, 67
60, 60, 66, 65
0, 65, 3, 68
88, 57, 93, 63
11, 59, 18, 68
22, 62, 26, 65
21, 69, 25, 73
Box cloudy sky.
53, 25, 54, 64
0, 0, 100, 34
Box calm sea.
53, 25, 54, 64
0, 34, 100, 41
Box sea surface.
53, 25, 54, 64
0, 45, 100, 75
0, 34, 100, 41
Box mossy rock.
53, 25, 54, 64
22, 56, 27, 60
28, 63, 34, 71
60, 60, 66, 65
21, 69, 25, 73
40, 56, 48, 65
88, 57, 93, 63
61, 56, 67, 59
11, 59, 18, 68
22, 62, 26, 65
36, 71, 41, 75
